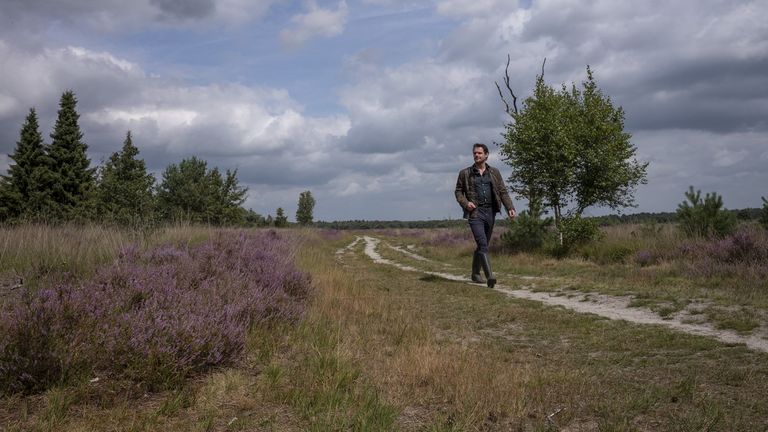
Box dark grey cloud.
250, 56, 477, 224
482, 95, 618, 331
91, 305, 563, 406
151, 0, 216, 20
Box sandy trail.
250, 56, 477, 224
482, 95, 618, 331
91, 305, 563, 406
343, 236, 768, 354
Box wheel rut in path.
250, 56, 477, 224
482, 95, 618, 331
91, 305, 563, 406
341, 236, 768, 354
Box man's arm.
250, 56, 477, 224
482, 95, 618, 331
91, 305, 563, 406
492, 168, 516, 218
455, 169, 471, 210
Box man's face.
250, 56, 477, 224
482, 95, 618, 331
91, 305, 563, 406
473, 147, 488, 165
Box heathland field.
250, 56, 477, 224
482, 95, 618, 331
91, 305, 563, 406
1, 224, 767, 431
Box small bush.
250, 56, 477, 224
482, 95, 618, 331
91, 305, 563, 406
546, 216, 602, 257
676, 186, 737, 238
500, 211, 552, 252
581, 243, 634, 264
760, 196, 768, 230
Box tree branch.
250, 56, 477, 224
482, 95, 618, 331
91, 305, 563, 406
496, 54, 518, 115
495, 81, 510, 115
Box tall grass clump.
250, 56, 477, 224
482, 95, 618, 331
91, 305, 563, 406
0, 230, 311, 395
579, 221, 681, 265
0, 223, 136, 284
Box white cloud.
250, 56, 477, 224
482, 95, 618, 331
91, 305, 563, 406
280, 0, 349, 49
340, 59, 501, 153
0, 40, 352, 191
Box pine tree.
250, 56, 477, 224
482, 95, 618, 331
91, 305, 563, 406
296, 190, 315, 225
0, 108, 50, 220
156, 157, 247, 224
274, 207, 288, 227
676, 186, 736, 238
97, 131, 155, 225
157, 157, 210, 222
47, 90, 95, 220
214, 168, 248, 225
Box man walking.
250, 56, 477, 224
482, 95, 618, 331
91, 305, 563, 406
455, 143, 516, 288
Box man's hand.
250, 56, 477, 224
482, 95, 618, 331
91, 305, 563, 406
508, 208, 516, 219
467, 202, 477, 211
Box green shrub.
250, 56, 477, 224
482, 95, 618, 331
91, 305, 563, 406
760, 196, 768, 230
676, 186, 736, 238
546, 215, 602, 257
581, 243, 634, 264
500, 211, 552, 252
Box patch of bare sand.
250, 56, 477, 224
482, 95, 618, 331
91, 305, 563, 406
348, 236, 768, 354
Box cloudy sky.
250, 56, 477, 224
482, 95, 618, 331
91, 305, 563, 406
1, 0, 766, 221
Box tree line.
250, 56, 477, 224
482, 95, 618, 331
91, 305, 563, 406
0, 91, 317, 227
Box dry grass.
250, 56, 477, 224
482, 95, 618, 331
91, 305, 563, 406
295, 232, 768, 430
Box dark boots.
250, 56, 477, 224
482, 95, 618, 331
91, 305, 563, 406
478, 252, 496, 288
471, 252, 485, 283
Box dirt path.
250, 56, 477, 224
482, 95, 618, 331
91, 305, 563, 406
340, 236, 768, 354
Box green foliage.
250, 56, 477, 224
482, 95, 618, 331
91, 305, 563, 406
676, 186, 737, 238
500, 211, 552, 252
244, 208, 271, 227
760, 197, 768, 230
274, 207, 288, 228
0, 108, 56, 221
156, 157, 247, 224
46, 91, 96, 220
96, 131, 155, 226
501, 75, 572, 225
296, 190, 316, 226
209, 167, 248, 224
546, 215, 602, 257
500, 66, 647, 234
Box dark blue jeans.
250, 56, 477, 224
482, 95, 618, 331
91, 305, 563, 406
468, 207, 495, 254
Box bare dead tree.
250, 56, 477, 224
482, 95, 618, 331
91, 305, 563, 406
495, 54, 518, 115
497, 56, 549, 116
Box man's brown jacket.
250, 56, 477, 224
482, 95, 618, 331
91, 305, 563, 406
454, 164, 515, 219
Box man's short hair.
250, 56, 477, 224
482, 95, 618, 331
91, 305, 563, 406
473, 143, 489, 155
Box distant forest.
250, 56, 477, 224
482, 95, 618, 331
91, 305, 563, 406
315, 208, 764, 230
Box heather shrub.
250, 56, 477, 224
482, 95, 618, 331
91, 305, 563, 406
634, 250, 655, 266
675, 224, 768, 281
0, 231, 311, 395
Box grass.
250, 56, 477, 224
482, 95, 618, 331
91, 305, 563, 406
2, 225, 768, 430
